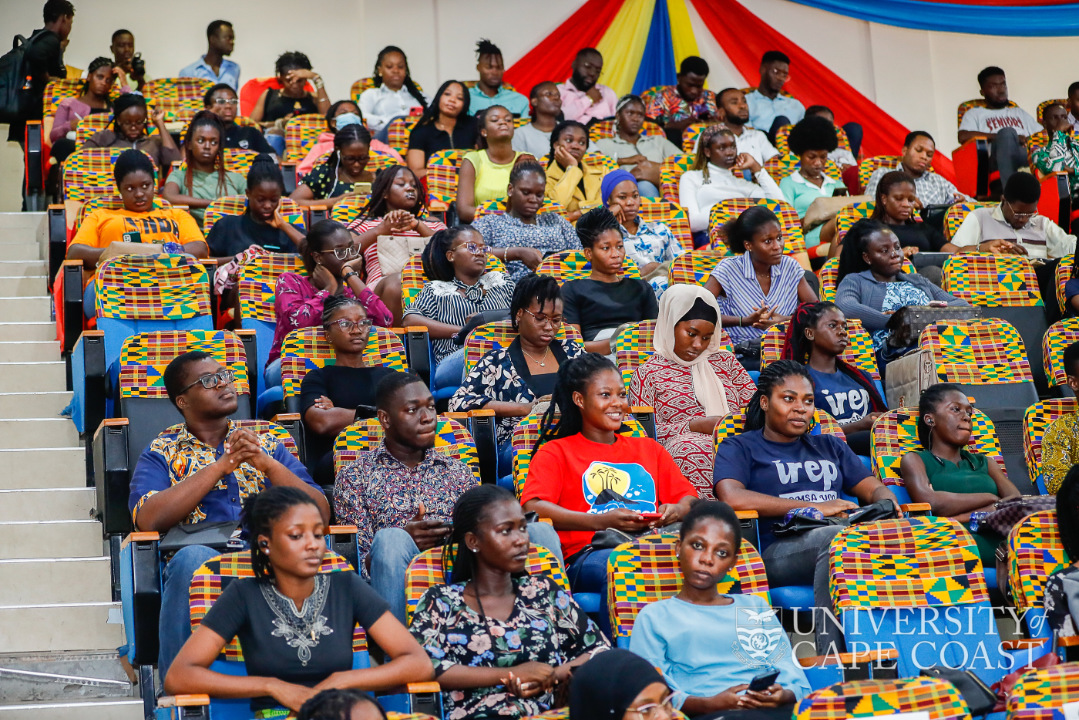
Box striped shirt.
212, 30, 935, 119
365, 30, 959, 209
403, 271, 515, 361
710, 252, 804, 343
346, 216, 447, 287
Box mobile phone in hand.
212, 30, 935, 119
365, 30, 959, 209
747, 670, 780, 692
637, 512, 663, 521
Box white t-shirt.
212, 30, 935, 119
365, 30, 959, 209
958, 105, 1040, 136
734, 127, 779, 164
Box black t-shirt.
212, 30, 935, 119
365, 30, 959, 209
200, 571, 389, 711
561, 277, 659, 341
264, 89, 319, 123
224, 123, 275, 154
407, 117, 478, 163
8, 29, 64, 141
300, 364, 396, 465
890, 222, 946, 252
206, 212, 299, 257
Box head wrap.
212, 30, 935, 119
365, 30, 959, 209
569, 650, 665, 720
653, 284, 731, 417
678, 297, 718, 325
601, 169, 637, 206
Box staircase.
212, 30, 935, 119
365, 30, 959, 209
0, 213, 141, 719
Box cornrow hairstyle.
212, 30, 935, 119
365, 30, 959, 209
743, 359, 812, 432
415, 80, 470, 131
421, 225, 476, 282
679, 500, 742, 548
297, 689, 387, 720
325, 100, 363, 132
374, 371, 426, 413
476, 39, 502, 60
444, 485, 520, 584
692, 124, 734, 182
112, 147, 155, 187
246, 153, 285, 193
163, 350, 212, 405
111, 92, 147, 135
836, 218, 888, 285
372, 46, 428, 110
510, 273, 561, 331
181, 110, 228, 197
509, 159, 546, 186
84, 57, 114, 94
301, 219, 349, 273
358, 164, 424, 223
244, 487, 323, 583
330, 123, 372, 180
575, 206, 621, 249
321, 294, 365, 327
780, 302, 885, 412
871, 171, 917, 224
916, 383, 970, 458
725, 206, 780, 254
547, 120, 588, 171
535, 353, 620, 450
786, 115, 838, 156
1056, 464, 1079, 562
203, 82, 236, 108
275, 51, 312, 76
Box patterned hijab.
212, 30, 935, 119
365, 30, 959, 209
653, 284, 731, 417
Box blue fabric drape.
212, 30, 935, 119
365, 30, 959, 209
632, 0, 677, 95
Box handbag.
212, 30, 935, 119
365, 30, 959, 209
376, 234, 428, 277
920, 667, 996, 716
771, 500, 899, 539
990, 651, 1059, 712
980, 496, 1057, 536
886, 305, 984, 349
158, 520, 242, 554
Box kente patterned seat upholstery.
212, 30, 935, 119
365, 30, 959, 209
328, 193, 372, 225
1041, 318, 1079, 389
708, 197, 806, 255
1006, 510, 1066, 644
333, 415, 479, 479
794, 677, 971, 720
463, 320, 583, 376
776, 124, 853, 157
834, 201, 875, 242
942, 253, 1043, 308
234, 251, 307, 385
401, 255, 506, 308
1004, 660, 1079, 720
534, 249, 642, 284
426, 149, 464, 209
816, 256, 916, 303
587, 118, 664, 143
62, 147, 159, 202
1022, 398, 1078, 493
762, 154, 843, 185
474, 197, 564, 220
714, 409, 844, 452
612, 320, 733, 388
144, 77, 213, 122
1053, 256, 1072, 313
760, 319, 878, 380
856, 156, 902, 191
386, 116, 420, 157
203, 195, 306, 235
659, 154, 693, 203
282, 113, 330, 165
639, 198, 693, 251
943, 201, 997, 242
667, 251, 722, 287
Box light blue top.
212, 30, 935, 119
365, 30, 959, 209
746, 89, 805, 132
179, 56, 241, 91
469, 85, 530, 117
779, 170, 845, 248
630, 593, 811, 709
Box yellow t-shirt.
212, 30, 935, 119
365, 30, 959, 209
464, 150, 525, 206
70, 207, 205, 250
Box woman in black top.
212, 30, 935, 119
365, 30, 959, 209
165, 486, 432, 714
203, 83, 276, 154
406, 80, 477, 181
292, 124, 376, 208
207, 154, 305, 258
251, 51, 331, 126
300, 296, 397, 484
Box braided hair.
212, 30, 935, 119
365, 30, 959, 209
692, 124, 734, 183
331, 123, 372, 181
916, 382, 965, 451
84, 56, 114, 95
743, 359, 812, 432
372, 46, 427, 109
181, 109, 228, 197
510, 273, 561, 331
245, 486, 323, 583
246, 153, 285, 193
421, 225, 477, 281
443, 485, 520, 584
547, 120, 588, 170
535, 352, 620, 450
321, 293, 365, 327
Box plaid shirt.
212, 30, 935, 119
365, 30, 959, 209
864, 162, 968, 206
645, 86, 718, 125
333, 441, 477, 577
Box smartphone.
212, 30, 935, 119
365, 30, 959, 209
747, 669, 780, 692
831, 187, 849, 197
638, 512, 663, 521
928, 300, 948, 308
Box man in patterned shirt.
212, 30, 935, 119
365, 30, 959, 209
645, 56, 720, 145
128, 351, 325, 680
334, 371, 562, 623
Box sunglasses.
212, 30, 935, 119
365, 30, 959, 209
179, 368, 235, 394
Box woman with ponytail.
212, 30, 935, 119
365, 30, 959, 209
292, 124, 376, 207
166, 486, 432, 715
409, 485, 608, 720
781, 301, 885, 455
50, 56, 127, 163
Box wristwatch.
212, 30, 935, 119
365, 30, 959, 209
342, 270, 359, 282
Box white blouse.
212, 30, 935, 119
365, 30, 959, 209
678, 162, 784, 233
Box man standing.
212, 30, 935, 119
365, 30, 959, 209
645, 56, 720, 145
178, 20, 239, 91
716, 87, 778, 165
110, 29, 146, 92
558, 48, 616, 124
469, 39, 528, 117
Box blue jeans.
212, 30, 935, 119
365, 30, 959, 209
264, 358, 282, 388
637, 180, 660, 199
266, 133, 286, 156
374, 115, 408, 144
568, 547, 614, 636
83, 282, 96, 318
158, 544, 219, 681
433, 348, 465, 391
841, 122, 864, 157
496, 439, 514, 481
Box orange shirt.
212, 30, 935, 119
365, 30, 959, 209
70, 207, 205, 250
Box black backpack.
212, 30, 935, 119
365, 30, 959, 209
0, 29, 49, 124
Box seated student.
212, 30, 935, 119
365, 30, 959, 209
163, 111, 246, 228
781, 302, 886, 456
299, 296, 397, 484
347, 164, 446, 324
522, 353, 697, 607
546, 120, 604, 222
250, 51, 331, 155
512, 82, 562, 160
717, 87, 779, 165
645, 56, 721, 146
868, 172, 950, 261
558, 48, 617, 124
411, 485, 608, 720
298, 689, 388, 720
899, 383, 1021, 567
863, 131, 967, 205
679, 125, 784, 234
745, 51, 806, 143
631, 501, 811, 717
593, 95, 680, 199
804, 105, 856, 171
402, 226, 515, 390
203, 83, 276, 154
358, 46, 428, 140
128, 352, 329, 683
562, 208, 659, 355
957, 66, 1040, 190
1032, 101, 1079, 193
1038, 341, 1079, 494
450, 274, 585, 469
569, 650, 682, 720
406, 80, 477, 181
456, 105, 532, 223
178, 20, 239, 90
471, 161, 580, 282
206, 154, 304, 258
49, 56, 127, 164
110, 30, 145, 93
779, 115, 845, 255
85, 93, 182, 170
1044, 465, 1079, 640
164, 486, 432, 715
835, 220, 966, 359
630, 285, 756, 498
714, 360, 899, 652
291, 124, 376, 208
704, 207, 818, 356
469, 39, 529, 117
267, 220, 392, 369
298, 101, 403, 178
603, 169, 684, 295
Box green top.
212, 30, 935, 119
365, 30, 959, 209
914, 448, 1001, 565
178, 168, 246, 228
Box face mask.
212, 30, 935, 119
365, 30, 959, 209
335, 113, 363, 131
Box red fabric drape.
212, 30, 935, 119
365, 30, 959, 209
691, 0, 956, 181
502, 0, 625, 99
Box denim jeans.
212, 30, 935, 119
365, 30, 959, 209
264, 358, 282, 388
433, 348, 465, 391
83, 282, 96, 318
158, 544, 220, 681
266, 133, 286, 156
637, 179, 660, 199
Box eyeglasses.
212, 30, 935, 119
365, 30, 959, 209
178, 368, 235, 394
316, 244, 361, 260
454, 242, 488, 255
626, 695, 674, 720
212, 98, 239, 106
327, 318, 372, 333
522, 308, 563, 328
1005, 200, 1037, 222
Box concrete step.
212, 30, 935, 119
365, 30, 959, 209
0, 393, 71, 420
0, 343, 58, 363
0, 521, 102, 560
0, 651, 134, 705
0, 324, 57, 343
0, 700, 142, 720
0, 261, 48, 278
0, 211, 45, 236
0, 277, 49, 299
0, 298, 50, 323
0, 364, 67, 393
0, 246, 43, 262
0, 603, 123, 654
0, 489, 95, 522
0, 420, 79, 450
0, 558, 112, 605
0, 449, 84, 488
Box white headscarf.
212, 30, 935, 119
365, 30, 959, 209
652, 284, 731, 417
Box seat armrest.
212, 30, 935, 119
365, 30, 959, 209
61, 259, 85, 355
402, 326, 432, 388
73, 330, 106, 436
799, 648, 899, 682
94, 418, 133, 537
900, 503, 932, 516
48, 205, 66, 288
466, 409, 499, 485
271, 413, 306, 467
309, 206, 330, 225
328, 524, 359, 571
629, 406, 657, 440
122, 531, 162, 667
734, 510, 759, 519
157, 694, 210, 707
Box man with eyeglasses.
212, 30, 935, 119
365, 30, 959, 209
203, 83, 275, 154
745, 51, 805, 145
128, 350, 326, 681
